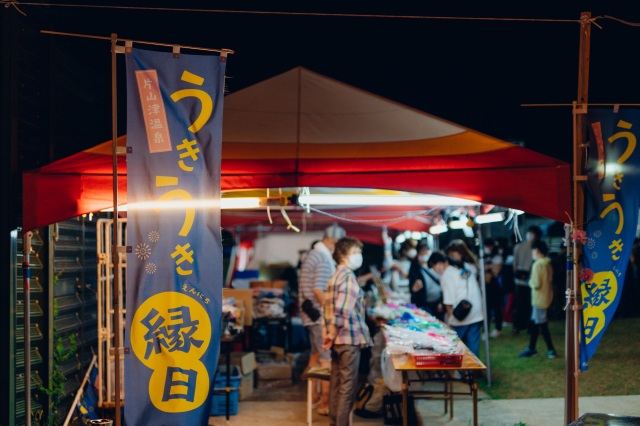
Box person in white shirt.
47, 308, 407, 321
441, 239, 484, 360
390, 239, 417, 294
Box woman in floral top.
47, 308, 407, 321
322, 236, 372, 426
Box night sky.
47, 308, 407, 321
21, 2, 640, 164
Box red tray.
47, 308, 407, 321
412, 352, 463, 367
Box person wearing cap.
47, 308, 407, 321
298, 223, 346, 415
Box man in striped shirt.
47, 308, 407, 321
299, 223, 345, 415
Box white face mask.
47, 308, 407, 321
407, 249, 417, 259
418, 255, 429, 263
347, 253, 363, 270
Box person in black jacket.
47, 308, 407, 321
408, 242, 446, 320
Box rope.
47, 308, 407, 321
0, 2, 585, 24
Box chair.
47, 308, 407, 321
304, 367, 352, 426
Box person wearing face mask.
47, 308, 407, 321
409, 241, 445, 319
390, 239, 418, 296
322, 236, 373, 426
441, 240, 484, 367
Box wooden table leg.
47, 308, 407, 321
307, 378, 312, 426
402, 371, 408, 426
449, 380, 454, 419
443, 381, 448, 415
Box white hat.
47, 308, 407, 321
324, 223, 346, 239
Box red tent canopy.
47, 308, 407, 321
23, 67, 571, 232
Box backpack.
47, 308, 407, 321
354, 382, 387, 418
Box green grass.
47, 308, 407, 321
477, 317, 640, 399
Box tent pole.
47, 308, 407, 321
476, 224, 492, 386
565, 11, 591, 425
110, 33, 123, 426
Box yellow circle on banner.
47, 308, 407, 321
581, 270, 617, 345
148, 360, 210, 412
130, 291, 212, 412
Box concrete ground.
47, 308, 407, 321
209, 386, 640, 426
209, 395, 640, 426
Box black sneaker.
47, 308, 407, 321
519, 348, 538, 358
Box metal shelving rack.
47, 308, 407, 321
10, 216, 99, 425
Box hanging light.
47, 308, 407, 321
296, 193, 481, 207
475, 212, 506, 224
428, 224, 448, 235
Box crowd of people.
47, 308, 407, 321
295, 222, 640, 426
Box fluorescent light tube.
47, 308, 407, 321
475, 212, 506, 224
297, 194, 480, 206
101, 197, 266, 211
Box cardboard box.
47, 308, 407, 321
221, 352, 256, 375
238, 370, 254, 400
256, 378, 294, 389
256, 362, 292, 380
255, 346, 286, 363
223, 289, 254, 326
218, 352, 257, 401
249, 280, 288, 290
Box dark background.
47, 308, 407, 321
8, 2, 640, 165
2, 3, 640, 424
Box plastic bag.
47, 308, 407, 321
381, 349, 403, 393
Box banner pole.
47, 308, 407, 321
110, 33, 123, 426
41, 30, 234, 55
566, 11, 591, 425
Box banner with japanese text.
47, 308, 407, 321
581, 108, 640, 371
125, 47, 226, 424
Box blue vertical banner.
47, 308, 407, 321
125, 47, 226, 424
581, 108, 640, 371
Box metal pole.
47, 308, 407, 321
565, 11, 591, 425
23, 231, 33, 426
476, 224, 492, 386
110, 33, 122, 426
563, 223, 576, 423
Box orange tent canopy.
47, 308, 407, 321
23, 67, 571, 232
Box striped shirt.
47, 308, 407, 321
298, 242, 335, 326
323, 265, 372, 347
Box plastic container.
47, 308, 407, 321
412, 352, 463, 367
210, 365, 242, 416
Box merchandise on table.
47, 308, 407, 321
373, 302, 464, 367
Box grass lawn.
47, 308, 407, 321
476, 317, 640, 399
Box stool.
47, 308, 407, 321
305, 367, 352, 426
